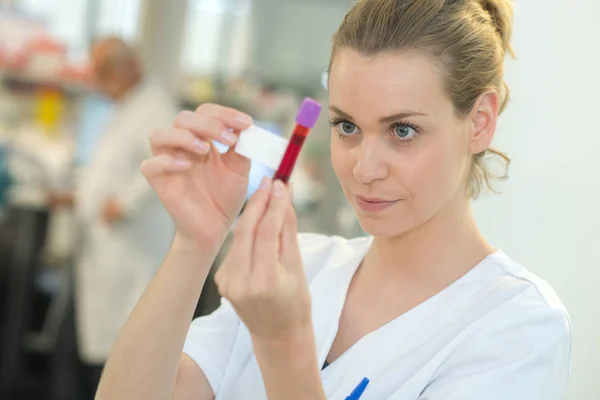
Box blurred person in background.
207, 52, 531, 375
49, 37, 175, 400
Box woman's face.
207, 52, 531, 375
329, 49, 481, 237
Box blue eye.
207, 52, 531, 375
393, 124, 418, 141
332, 120, 359, 136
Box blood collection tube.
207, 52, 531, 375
273, 98, 322, 184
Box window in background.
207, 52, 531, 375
94, 0, 141, 41
180, 0, 252, 77
16, 0, 88, 62
14, 0, 142, 62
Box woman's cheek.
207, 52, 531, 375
400, 143, 454, 208
424, 142, 466, 204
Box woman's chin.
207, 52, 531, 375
356, 216, 411, 238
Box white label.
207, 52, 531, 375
234, 125, 288, 170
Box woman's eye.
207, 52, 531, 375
393, 124, 418, 141
336, 121, 358, 136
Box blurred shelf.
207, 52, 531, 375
0, 67, 89, 96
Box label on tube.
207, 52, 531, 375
234, 125, 288, 170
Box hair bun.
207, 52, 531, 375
478, 0, 516, 58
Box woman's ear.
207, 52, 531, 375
469, 91, 499, 155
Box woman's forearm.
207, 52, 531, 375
95, 234, 222, 400
252, 326, 327, 400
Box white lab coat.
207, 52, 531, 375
183, 234, 571, 399
75, 81, 175, 363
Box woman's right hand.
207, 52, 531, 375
141, 104, 253, 252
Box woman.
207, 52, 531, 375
96, 0, 571, 399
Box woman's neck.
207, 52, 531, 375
365, 195, 494, 284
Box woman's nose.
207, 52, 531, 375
352, 138, 388, 185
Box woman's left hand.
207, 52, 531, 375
215, 178, 312, 342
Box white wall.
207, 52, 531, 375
473, 1, 600, 398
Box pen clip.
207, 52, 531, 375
345, 377, 370, 400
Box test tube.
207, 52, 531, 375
273, 98, 322, 184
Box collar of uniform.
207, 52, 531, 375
308, 236, 373, 373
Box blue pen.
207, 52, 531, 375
345, 377, 370, 400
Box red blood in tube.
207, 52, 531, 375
273, 125, 310, 183
273, 98, 321, 184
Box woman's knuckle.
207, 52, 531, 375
159, 154, 172, 165
214, 272, 227, 294
148, 129, 161, 143
139, 159, 150, 175
174, 110, 192, 127
202, 116, 222, 133
223, 108, 239, 121
195, 103, 211, 113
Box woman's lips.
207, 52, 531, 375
355, 196, 400, 213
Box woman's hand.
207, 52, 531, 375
141, 104, 253, 251
215, 178, 312, 342
216, 178, 325, 399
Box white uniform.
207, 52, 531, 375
183, 234, 571, 399
75, 81, 175, 363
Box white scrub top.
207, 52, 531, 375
183, 234, 571, 399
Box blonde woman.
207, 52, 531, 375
96, 1, 571, 399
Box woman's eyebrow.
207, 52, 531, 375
379, 111, 427, 123
329, 105, 427, 123
329, 106, 354, 120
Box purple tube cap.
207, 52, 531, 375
295, 98, 322, 128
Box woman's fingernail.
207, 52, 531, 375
259, 177, 271, 191
272, 180, 285, 198
221, 129, 238, 145
193, 138, 210, 153
235, 114, 252, 126
173, 159, 191, 168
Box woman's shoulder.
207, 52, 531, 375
481, 250, 568, 316
462, 250, 571, 359
297, 233, 372, 283
423, 252, 572, 398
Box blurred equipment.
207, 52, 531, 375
0, 143, 12, 209
0, 205, 50, 400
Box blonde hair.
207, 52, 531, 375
330, 0, 515, 198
